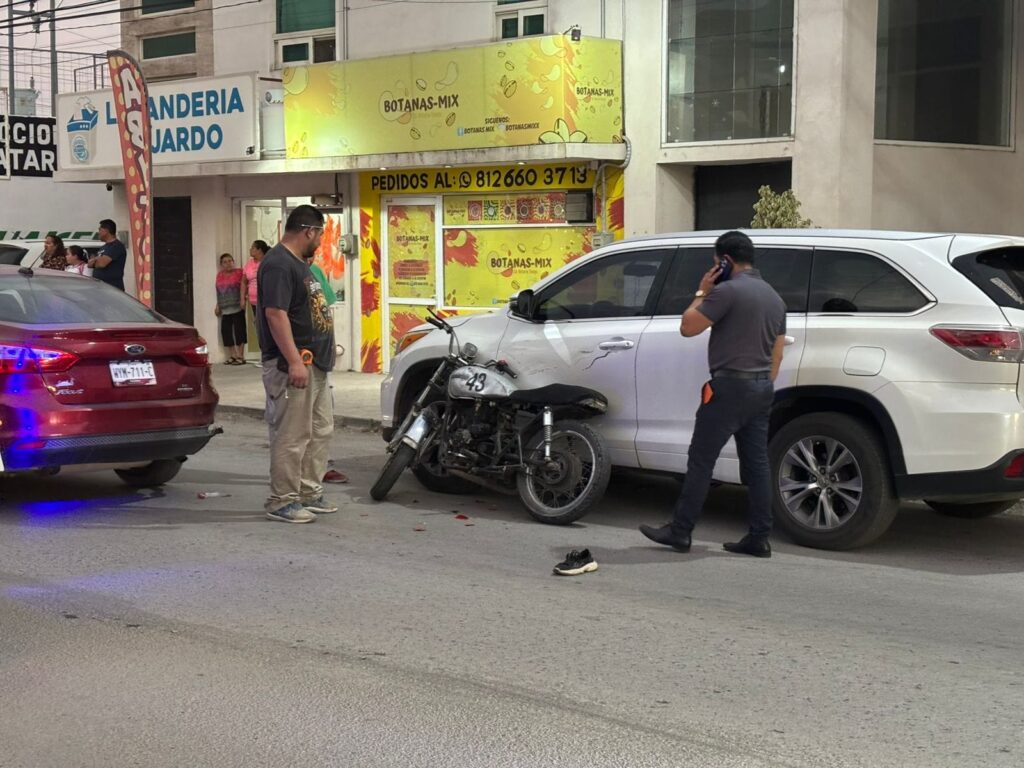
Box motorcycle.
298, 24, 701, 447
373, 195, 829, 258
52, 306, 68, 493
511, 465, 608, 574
370, 308, 612, 525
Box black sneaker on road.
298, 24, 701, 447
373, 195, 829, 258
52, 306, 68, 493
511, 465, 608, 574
553, 549, 598, 576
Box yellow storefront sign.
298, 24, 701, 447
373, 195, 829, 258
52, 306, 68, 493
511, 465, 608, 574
283, 35, 622, 158
367, 162, 596, 195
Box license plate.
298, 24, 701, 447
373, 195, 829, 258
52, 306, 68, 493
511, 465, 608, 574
110, 360, 157, 387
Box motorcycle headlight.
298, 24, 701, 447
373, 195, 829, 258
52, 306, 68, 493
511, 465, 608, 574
461, 342, 478, 360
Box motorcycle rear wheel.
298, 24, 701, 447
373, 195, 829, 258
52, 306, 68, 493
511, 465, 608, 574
517, 419, 611, 525
370, 444, 416, 501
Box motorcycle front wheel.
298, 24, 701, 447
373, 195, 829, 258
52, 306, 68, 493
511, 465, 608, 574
370, 444, 416, 501
516, 419, 611, 525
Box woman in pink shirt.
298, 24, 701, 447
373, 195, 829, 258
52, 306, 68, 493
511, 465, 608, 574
243, 240, 268, 308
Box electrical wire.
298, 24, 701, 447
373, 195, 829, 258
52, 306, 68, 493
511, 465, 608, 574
1, 0, 260, 32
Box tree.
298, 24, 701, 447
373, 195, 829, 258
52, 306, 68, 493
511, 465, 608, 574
750, 185, 813, 228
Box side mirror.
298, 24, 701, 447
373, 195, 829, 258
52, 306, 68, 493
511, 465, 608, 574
511, 289, 536, 319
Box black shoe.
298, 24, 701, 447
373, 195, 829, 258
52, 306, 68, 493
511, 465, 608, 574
722, 534, 772, 558
553, 549, 598, 576
639, 524, 691, 553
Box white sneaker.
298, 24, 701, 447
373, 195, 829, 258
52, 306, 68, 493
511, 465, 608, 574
302, 496, 338, 514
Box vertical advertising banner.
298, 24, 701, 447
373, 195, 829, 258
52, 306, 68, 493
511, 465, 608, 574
107, 50, 153, 305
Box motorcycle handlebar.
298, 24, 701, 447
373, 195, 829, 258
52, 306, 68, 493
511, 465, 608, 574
425, 316, 447, 331
492, 359, 517, 378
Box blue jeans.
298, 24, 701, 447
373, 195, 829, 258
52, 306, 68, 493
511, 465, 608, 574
671, 376, 774, 538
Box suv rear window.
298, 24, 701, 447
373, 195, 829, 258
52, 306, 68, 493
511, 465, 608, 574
0, 275, 163, 325
810, 249, 929, 313
953, 248, 1024, 309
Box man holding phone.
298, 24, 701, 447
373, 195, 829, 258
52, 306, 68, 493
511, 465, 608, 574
640, 230, 787, 557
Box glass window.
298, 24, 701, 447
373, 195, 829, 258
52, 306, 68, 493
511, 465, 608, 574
953, 248, 1024, 311
666, 0, 794, 143
497, 2, 546, 39
313, 37, 336, 63
141, 0, 195, 13
757, 247, 810, 312
0, 276, 163, 325
277, 0, 335, 34
654, 246, 809, 315
537, 250, 672, 321
141, 31, 196, 60
0, 246, 28, 265
501, 17, 519, 39
523, 14, 545, 36
281, 43, 309, 63
875, 0, 1012, 146
810, 249, 928, 314
654, 247, 713, 315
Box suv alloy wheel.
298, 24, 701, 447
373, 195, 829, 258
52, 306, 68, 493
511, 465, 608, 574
769, 413, 899, 550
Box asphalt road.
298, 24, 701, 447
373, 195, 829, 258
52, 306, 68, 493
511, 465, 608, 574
2, 415, 1023, 768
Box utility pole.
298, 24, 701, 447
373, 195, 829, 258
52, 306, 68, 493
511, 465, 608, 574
5, 0, 57, 116
49, 0, 55, 116
6, 0, 14, 114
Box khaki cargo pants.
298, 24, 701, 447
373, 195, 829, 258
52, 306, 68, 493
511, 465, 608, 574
262, 363, 333, 512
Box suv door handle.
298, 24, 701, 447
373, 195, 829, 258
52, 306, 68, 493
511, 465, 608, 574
598, 339, 635, 350
784, 335, 796, 346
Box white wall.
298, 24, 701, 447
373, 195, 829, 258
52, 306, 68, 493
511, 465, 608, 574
212, 0, 624, 78
0, 176, 113, 239
872, 144, 1024, 236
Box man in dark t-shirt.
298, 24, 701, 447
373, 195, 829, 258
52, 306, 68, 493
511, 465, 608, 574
91, 218, 127, 291
258, 205, 337, 524
640, 230, 787, 558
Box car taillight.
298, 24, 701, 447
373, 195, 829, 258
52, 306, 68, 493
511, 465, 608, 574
182, 341, 209, 367
929, 326, 1024, 363
0, 344, 78, 374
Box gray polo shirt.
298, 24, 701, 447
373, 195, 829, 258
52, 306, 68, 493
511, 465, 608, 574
696, 269, 786, 373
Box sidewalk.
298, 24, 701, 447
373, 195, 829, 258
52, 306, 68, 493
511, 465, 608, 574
211, 361, 385, 431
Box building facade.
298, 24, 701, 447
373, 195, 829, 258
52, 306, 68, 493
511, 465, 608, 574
58, 0, 626, 372
119, 0, 215, 81
626, 0, 1024, 235
55, 0, 1024, 372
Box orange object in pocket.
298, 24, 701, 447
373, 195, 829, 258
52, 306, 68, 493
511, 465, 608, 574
300, 349, 314, 366
701, 381, 714, 405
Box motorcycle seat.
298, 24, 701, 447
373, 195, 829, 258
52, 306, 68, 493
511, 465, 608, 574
508, 384, 607, 407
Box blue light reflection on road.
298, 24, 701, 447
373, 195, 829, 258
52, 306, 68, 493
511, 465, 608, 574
17, 495, 143, 526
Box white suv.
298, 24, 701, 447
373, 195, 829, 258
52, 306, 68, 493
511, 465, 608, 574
381, 230, 1024, 550
0, 239, 103, 268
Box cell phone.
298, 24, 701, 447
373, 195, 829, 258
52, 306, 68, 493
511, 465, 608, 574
714, 258, 733, 284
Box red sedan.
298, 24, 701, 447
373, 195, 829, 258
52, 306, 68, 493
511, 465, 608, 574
0, 265, 219, 486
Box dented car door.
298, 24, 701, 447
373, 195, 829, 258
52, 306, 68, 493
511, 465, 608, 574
496, 248, 674, 468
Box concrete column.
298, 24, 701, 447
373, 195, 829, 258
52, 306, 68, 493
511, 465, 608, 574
653, 164, 694, 233
623, 0, 695, 236
792, 0, 878, 227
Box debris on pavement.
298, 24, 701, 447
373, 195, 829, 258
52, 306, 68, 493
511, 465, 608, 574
197, 492, 231, 499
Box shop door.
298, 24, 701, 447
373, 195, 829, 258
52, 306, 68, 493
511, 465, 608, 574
153, 197, 194, 325
241, 200, 285, 355
382, 196, 442, 369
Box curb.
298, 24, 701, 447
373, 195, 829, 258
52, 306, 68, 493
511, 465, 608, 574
215, 404, 382, 433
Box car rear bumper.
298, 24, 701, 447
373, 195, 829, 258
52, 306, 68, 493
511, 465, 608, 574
895, 450, 1024, 502
0, 424, 222, 471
